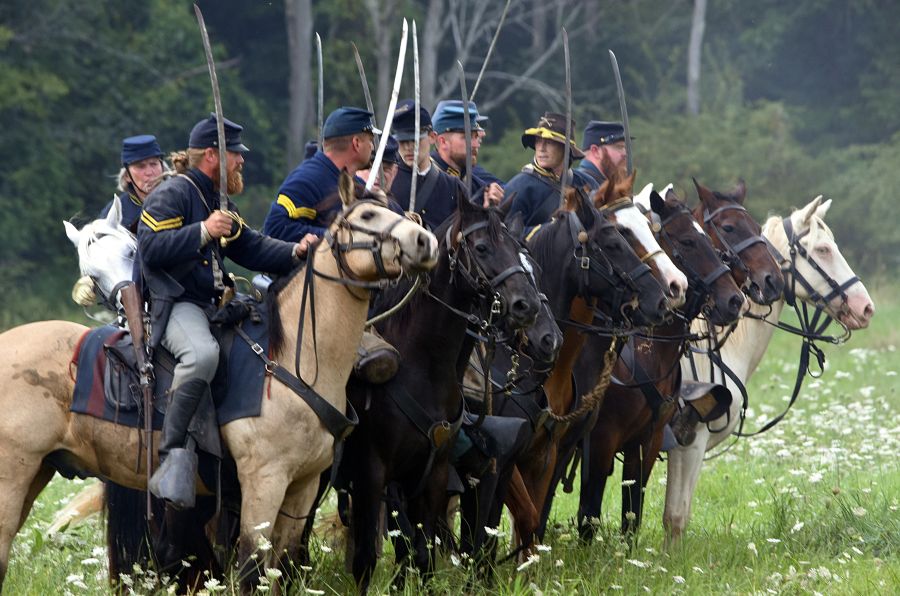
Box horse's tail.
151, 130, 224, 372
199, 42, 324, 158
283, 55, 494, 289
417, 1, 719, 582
104, 481, 159, 584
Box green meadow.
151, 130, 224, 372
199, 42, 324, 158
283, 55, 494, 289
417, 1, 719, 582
7, 282, 898, 595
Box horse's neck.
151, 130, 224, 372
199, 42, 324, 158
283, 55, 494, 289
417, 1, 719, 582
690, 299, 785, 386
276, 247, 369, 398
544, 297, 595, 410
644, 317, 688, 374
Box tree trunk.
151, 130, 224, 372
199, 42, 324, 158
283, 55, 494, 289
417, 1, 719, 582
285, 0, 313, 168
420, 0, 444, 110
686, 0, 707, 116
364, 0, 397, 118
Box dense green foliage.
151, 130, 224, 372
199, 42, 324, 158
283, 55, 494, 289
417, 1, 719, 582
2, 0, 899, 328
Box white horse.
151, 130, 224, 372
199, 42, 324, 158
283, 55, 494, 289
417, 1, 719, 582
663, 196, 875, 542
63, 195, 137, 310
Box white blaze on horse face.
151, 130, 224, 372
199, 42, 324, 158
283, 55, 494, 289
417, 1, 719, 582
616, 204, 688, 306
788, 202, 874, 330
692, 221, 707, 236
75, 219, 136, 304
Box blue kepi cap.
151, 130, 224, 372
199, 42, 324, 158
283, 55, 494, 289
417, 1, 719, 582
121, 135, 163, 165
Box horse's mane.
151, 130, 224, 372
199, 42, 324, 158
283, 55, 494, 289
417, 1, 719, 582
267, 259, 307, 357
77, 220, 135, 276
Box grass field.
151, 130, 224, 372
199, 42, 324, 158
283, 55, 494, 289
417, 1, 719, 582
6, 281, 899, 595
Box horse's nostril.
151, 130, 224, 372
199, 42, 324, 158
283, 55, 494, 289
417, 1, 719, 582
668, 281, 682, 298
729, 294, 744, 314
864, 303, 874, 319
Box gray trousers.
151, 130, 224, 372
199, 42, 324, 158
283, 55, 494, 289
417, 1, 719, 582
162, 301, 220, 389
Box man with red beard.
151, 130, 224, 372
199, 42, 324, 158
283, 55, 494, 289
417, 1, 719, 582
138, 113, 309, 508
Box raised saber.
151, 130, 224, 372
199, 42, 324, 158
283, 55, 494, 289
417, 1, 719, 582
561, 28, 572, 209
351, 42, 384, 189
410, 21, 420, 212
608, 49, 633, 175
366, 19, 409, 192
457, 60, 473, 199
316, 33, 324, 149
470, 0, 511, 102
193, 4, 227, 213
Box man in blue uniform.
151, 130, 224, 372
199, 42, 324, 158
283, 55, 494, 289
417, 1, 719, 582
430, 100, 504, 207
138, 114, 307, 508
389, 99, 464, 230
576, 120, 630, 187
356, 135, 401, 194
504, 112, 594, 230
263, 107, 400, 385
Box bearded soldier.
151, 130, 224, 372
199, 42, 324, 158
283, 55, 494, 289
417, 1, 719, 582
138, 113, 308, 508
575, 120, 630, 188
504, 112, 594, 230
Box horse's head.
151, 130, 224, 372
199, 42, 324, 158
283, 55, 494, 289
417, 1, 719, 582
640, 187, 745, 325
765, 196, 874, 330
446, 189, 541, 330
693, 178, 783, 305
540, 186, 669, 326
504, 212, 562, 369
595, 175, 688, 309
63, 195, 137, 308
328, 172, 438, 280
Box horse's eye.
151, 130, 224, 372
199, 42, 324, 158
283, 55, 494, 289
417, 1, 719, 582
814, 244, 831, 256
361, 211, 376, 221
722, 224, 735, 233
475, 243, 489, 255
680, 238, 696, 248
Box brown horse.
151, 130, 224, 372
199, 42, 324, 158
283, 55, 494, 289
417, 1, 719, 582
0, 173, 438, 592
575, 185, 745, 539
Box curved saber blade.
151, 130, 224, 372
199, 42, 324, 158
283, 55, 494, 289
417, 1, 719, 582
316, 33, 324, 149
351, 42, 375, 116
470, 0, 511, 102
410, 21, 420, 212
561, 28, 571, 209
193, 4, 227, 211
608, 49, 633, 175
457, 60, 472, 199
366, 19, 409, 192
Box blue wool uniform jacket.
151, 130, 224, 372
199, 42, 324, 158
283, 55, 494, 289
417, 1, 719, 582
391, 162, 464, 230
575, 159, 605, 189
100, 187, 144, 234
138, 168, 296, 308
472, 164, 505, 188
263, 151, 344, 241
430, 151, 492, 197
504, 164, 595, 229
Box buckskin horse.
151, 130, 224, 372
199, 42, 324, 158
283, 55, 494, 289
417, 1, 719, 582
500, 186, 671, 551
664, 194, 875, 543
342, 191, 541, 592
575, 185, 745, 540
0, 172, 438, 593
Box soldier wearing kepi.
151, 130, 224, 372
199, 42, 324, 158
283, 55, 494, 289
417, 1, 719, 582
263, 107, 401, 385
504, 112, 594, 230
430, 100, 504, 207
138, 114, 308, 508
357, 135, 402, 193
390, 99, 464, 230
576, 120, 630, 188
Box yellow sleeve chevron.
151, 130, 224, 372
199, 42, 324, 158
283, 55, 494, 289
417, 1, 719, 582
525, 224, 543, 242
141, 211, 184, 232
277, 194, 316, 220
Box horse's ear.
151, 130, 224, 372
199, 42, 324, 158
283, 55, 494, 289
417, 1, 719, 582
664, 187, 680, 203
594, 179, 611, 207
506, 211, 524, 240
814, 196, 832, 220
732, 179, 747, 205
649, 190, 665, 215
618, 168, 637, 197
693, 177, 716, 205
633, 182, 653, 212
105, 194, 123, 229
64, 221, 80, 246
563, 186, 579, 212
795, 194, 824, 226
338, 171, 356, 207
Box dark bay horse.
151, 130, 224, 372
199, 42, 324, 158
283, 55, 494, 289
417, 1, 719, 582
342, 192, 541, 592
575, 186, 745, 539
502, 186, 670, 550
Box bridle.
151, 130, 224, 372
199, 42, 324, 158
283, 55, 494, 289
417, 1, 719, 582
702, 203, 767, 285
599, 197, 666, 266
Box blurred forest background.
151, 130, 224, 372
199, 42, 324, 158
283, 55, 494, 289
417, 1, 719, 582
2, 0, 898, 328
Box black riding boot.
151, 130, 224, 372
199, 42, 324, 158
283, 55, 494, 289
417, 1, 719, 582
148, 378, 206, 509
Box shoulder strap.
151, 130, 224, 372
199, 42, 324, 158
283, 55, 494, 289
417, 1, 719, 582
413, 167, 442, 215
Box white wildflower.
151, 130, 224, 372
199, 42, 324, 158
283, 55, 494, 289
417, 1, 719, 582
203, 578, 226, 593
319, 543, 333, 553
609, 585, 623, 591
305, 590, 325, 595
516, 554, 540, 572
256, 535, 272, 552
673, 575, 686, 584
808, 471, 823, 483
450, 554, 461, 567
621, 479, 636, 487
766, 538, 781, 544
387, 529, 402, 538
748, 542, 758, 557
626, 559, 649, 568
555, 559, 564, 567
851, 506, 867, 517
253, 521, 271, 531
692, 566, 705, 574
747, 500, 758, 508
791, 521, 805, 533
536, 544, 552, 552
80, 557, 100, 566
859, 386, 875, 398
265, 568, 283, 580
484, 526, 501, 537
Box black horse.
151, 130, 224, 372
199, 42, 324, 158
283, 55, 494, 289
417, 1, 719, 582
342, 191, 541, 592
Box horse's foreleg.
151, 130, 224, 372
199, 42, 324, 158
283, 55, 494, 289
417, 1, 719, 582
0, 457, 52, 587
405, 462, 449, 583
577, 425, 616, 541
234, 465, 291, 592
270, 475, 320, 592
504, 466, 538, 551
663, 426, 710, 545
350, 459, 385, 594
620, 443, 644, 538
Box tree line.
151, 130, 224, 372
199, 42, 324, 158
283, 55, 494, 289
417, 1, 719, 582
1, 0, 898, 328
